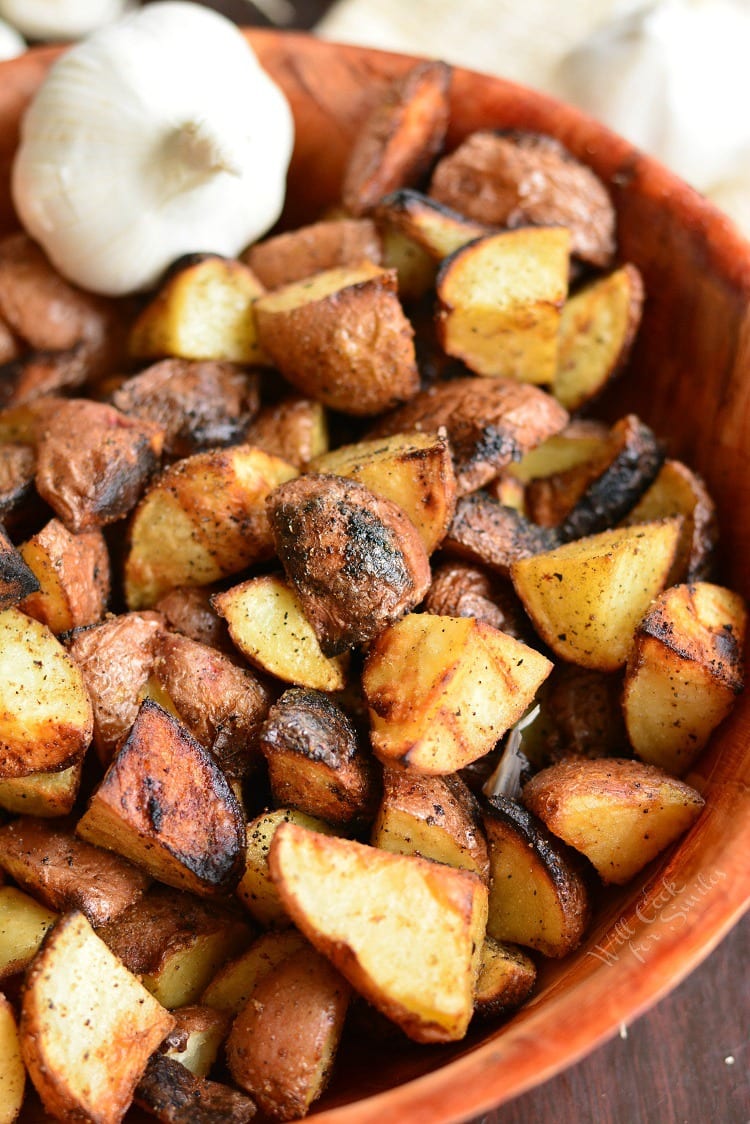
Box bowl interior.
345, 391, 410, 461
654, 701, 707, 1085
2, 30, 749, 1124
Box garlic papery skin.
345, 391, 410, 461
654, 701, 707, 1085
0, 0, 133, 41
552, 0, 750, 194
11, 1, 295, 296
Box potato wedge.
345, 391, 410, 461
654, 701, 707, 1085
213, 575, 348, 692
0, 760, 82, 817
0, 817, 149, 926
378, 189, 491, 260
370, 375, 568, 496
268, 474, 431, 656
243, 396, 329, 469
522, 758, 705, 884
372, 769, 490, 881
483, 794, 591, 956
0, 993, 24, 1124
473, 936, 536, 1019
260, 689, 376, 827
244, 217, 382, 289
201, 929, 307, 1015
342, 60, 451, 216
155, 585, 231, 653
77, 699, 246, 897
540, 663, 629, 762
19, 519, 109, 632
226, 946, 349, 1121
424, 561, 529, 639
511, 520, 681, 670
623, 582, 746, 774
130, 254, 269, 365
623, 459, 717, 584
237, 809, 335, 928
309, 430, 456, 554
429, 129, 615, 267
269, 822, 487, 1043
436, 227, 570, 383
0, 522, 38, 609
97, 886, 252, 1010
508, 420, 609, 484
254, 263, 419, 416
136, 1053, 257, 1123
0, 607, 93, 778
443, 492, 559, 576
379, 223, 437, 300
555, 265, 644, 411
0, 885, 57, 979
20, 911, 174, 1124
124, 445, 297, 609
363, 613, 552, 774
160, 1005, 231, 1078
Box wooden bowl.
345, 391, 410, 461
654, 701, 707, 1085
2, 30, 749, 1124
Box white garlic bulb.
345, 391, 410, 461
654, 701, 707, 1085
12, 1, 294, 295
552, 0, 750, 193
0, 16, 24, 59
0, 0, 134, 41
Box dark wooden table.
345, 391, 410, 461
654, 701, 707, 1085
154, 4, 750, 1120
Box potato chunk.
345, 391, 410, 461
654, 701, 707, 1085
254, 263, 419, 416
0, 885, 57, 979
19, 518, 109, 633
136, 1053, 257, 1123
244, 217, 382, 289
269, 823, 487, 1043
436, 228, 570, 384
443, 492, 559, 576
511, 520, 681, 670
77, 699, 246, 896
160, 1005, 231, 1078
424, 561, 529, 639
623, 583, 746, 774
0, 607, 93, 777
378, 188, 491, 259
20, 911, 174, 1124
125, 445, 297, 609
243, 396, 329, 469
268, 475, 431, 656
523, 758, 705, 884
0, 760, 82, 818
363, 613, 552, 774
202, 929, 307, 1015
474, 937, 537, 1019
0, 993, 24, 1123
0, 522, 38, 609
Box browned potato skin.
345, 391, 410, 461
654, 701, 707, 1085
155, 586, 232, 652
19, 518, 109, 632
370, 376, 568, 495
112, 359, 260, 461
254, 267, 419, 417
443, 493, 560, 577
259, 688, 377, 827
526, 415, 664, 540
268, 474, 431, 656
0, 520, 38, 608
377, 188, 492, 259
226, 947, 350, 1122
429, 130, 615, 267
68, 610, 165, 763
136, 1053, 257, 1123
243, 396, 328, 470
424, 561, 529, 639
153, 631, 271, 781
342, 61, 452, 216
77, 699, 247, 897
542, 663, 629, 762
244, 218, 382, 289
0, 442, 36, 524
35, 399, 164, 532
0, 817, 150, 926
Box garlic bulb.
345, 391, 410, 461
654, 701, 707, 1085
0, 0, 133, 41
552, 0, 750, 193
12, 1, 294, 296
0, 16, 24, 59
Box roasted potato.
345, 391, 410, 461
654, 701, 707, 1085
378, 222, 437, 300
136, 1053, 257, 1123
254, 263, 419, 416
523, 758, 705, 884
20, 911, 174, 1124
483, 794, 591, 957
77, 699, 247, 897
443, 492, 559, 576
623, 582, 746, 774
0, 442, 36, 528
0, 992, 24, 1124
429, 129, 616, 267
242, 395, 329, 469
267, 474, 431, 656
342, 60, 451, 216
424, 561, 528, 639
0, 760, 83, 818
124, 444, 297, 609
155, 585, 232, 652
160, 1005, 231, 1078
243, 217, 382, 289
539, 663, 629, 763
363, 613, 551, 774
511, 520, 682, 671
473, 936, 537, 1019
19, 518, 109, 633
377, 188, 491, 259
436, 227, 570, 383
269, 822, 487, 1044
0, 607, 93, 778
0, 885, 57, 979
259, 689, 377, 827
201, 929, 307, 1015
226, 946, 350, 1121
97, 885, 252, 1009
0, 817, 149, 926
508, 419, 609, 484
0, 522, 38, 609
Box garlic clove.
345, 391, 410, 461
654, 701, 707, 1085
11, 2, 294, 296
0, 16, 24, 58
0, 0, 134, 41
